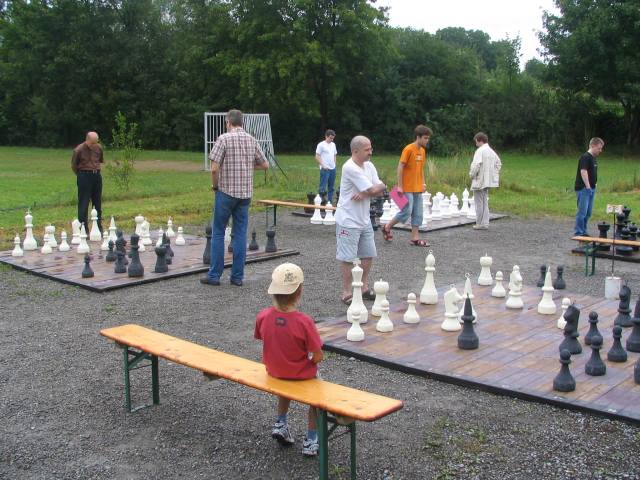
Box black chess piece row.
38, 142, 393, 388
202, 224, 277, 265
535, 265, 566, 290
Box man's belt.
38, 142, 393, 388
78, 169, 101, 174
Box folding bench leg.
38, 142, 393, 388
119, 344, 160, 413
317, 409, 358, 480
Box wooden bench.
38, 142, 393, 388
101, 324, 403, 480
257, 199, 336, 228
572, 236, 640, 275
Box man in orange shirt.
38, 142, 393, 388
382, 125, 431, 246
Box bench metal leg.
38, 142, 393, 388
317, 409, 329, 480
350, 421, 357, 480
583, 242, 597, 276
119, 344, 160, 413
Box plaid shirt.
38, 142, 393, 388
209, 128, 267, 199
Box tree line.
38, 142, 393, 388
0, 0, 637, 155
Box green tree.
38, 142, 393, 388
107, 111, 142, 191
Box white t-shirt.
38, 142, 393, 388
316, 140, 337, 169
335, 158, 381, 228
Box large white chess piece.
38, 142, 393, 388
58, 231, 70, 252
77, 223, 91, 254
376, 299, 394, 332
403, 293, 420, 324
175, 227, 186, 246
310, 194, 323, 224
478, 253, 493, 286
467, 196, 477, 219
347, 310, 365, 342
41, 236, 52, 254
322, 203, 336, 225
134, 214, 145, 236
421, 192, 432, 226
380, 200, 392, 224
537, 269, 557, 315
156, 228, 165, 247
46, 225, 58, 248
458, 275, 477, 323
440, 197, 451, 218
430, 196, 442, 221
89, 208, 101, 241
12, 234, 23, 257
506, 265, 524, 309
166, 217, 176, 237
371, 278, 389, 317
141, 220, 152, 246
460, 188, 470, 215
101, 231, 110, 251
441, 285, 463, 331
557, 297, 571, 329
449, 193, 460, 217
23, 210, 38, 250
108, 217, 118, 243
71, 218, 81, 245
491, 271, 506, 297
347, 259, 368, 324
420, 250, 438, 304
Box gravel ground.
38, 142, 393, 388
1, 213, 640, 480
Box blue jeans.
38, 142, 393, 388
575, 188, 595, 236
318, 168, 336, 204
207, 191, 250, 282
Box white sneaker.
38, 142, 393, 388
302, 437, 319, 457
472, 224, 488, 230
271, 422, 294, 446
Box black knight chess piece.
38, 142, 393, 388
203, 224, 212, 265
248, 229, 259, 251
81, 254, 94, 278
304, 192, 316, 214
153, 244, 169, 273
625, 299, 640, 352
553, 349, 575, 392
536, 265, 547, 288
265, 227, 277, 253
552, 265, 566, 290
607, 325, 628, 362
584, 311, 601, 346
585, 335, 606, 376
559, 304, 582, 355
162, 233, 174, 265
105, 240, 116, 262
114, 237, 127, 274
127, 233, 144, 278
457, 296, 479, 350
614, 285, 633, 327
597, 222, 611, 251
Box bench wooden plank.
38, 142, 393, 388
572, 236, 640, 247
101, 324, 403, 422
258, 199, 337, 211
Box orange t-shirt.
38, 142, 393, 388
399, 143, 426, 192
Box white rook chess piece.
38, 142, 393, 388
506, 265, 524, 309
403, 293, 420, 324
12, 234, 23, 257
371, 279, 389, 317
77, 223, 90, 254
23, 210, 38, 250
557, 297, 571, 329
156, 228, 165, 247
420, 250, 438, 304
347, 259, 368, 324
101, 231, 110, 251
166, 217, 176, 237
89, 208, 101, 241
310, 194, 323, 224
71, 218, 81, 245
322, 203, 336, 225
347, 310, 365, 342
58, 231, 70, 252
441, 285, 463, 331
141, 220, 152, 245
459, 274, 477, 323
134, 214, 145, 236
108, 217, 117, 243
460, 188, 470, 215
46, 225, 58, 248
537, 269, 557, 315
491, 271, 506, 297
175, 227, 186, 246
380, 200, 392, 224
467, 197, 476, 219
478, 253, 493, 286
376, 299, 394, 332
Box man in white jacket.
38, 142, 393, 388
469, 132, 501, 230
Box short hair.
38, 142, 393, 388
589, 137, 604, 147
325, 129, 336, 137
272, 285, 302, 310
226, 109, 243, 127
350, 135, 370, 153
474, 132, 489, 144
414, 125, 432, 138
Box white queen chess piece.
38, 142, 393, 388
491, 271, 506, 297
420, 250, 438, 304
347, 259, 368, 324
421, 191, 432, 226
23, 210, 38, 250
347, 310, 365, 342
12, 234, 23, 257
58, 231, 70, 252
101, 231, 110, 251
77, 223, 90, 254
376, 299, 394, 332
322, 203, 335, 225
71, 218, 81, 245
89, 208, 101, 241
371, 279, 389, 317
403, 293, 420, 324
537, 268, 557, 315
557, 297, 571, 329
108, 216, 118, 243
506, 265, 524, 309
310, 194, 323, 224
166, 217, 176, 237
478, 253, 493, 286
175, 227, 186, 246
441, 285, 463, 331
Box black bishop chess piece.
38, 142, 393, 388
597, 222, 611, 251
203, 224, 212, 265
114, 237, 127, 274
248, 229, 259, 251
559, 304, 582, 355
585, 335, 606, 376
625, 299, 640, 352
607, 325, 628, 362
553, 349, 576, 392
536, 265, 547, 288
304, 192, 316, 214
162, 233, 174, 265
614, 285, 633, 327
105, 240, 116, 262
265, 227, 277, 253
584, 311, 601, 346
154, 244, 169, 273
116, 229, 128, 265
127, 233, 144, 278
552, 265, 566, 290
457, 296, 479, 350
81, 254, 94, 278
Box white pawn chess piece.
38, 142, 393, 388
537, 269, 557, 315
175, 227, 186, 245
156, 228, 165, 247
440, 197, 451, 218
134, 214, 145, 236
108, 216, 118, 243
420, 250, 438, 304
458, 274, 477, 323
477, 253, 493, 286
141, 220, 152, 245
449, 193, 460, 217
491, 271, 506, 297
403, 293, 420, 324
347, 310, 365, 342
506, 265, 524, 309
376, 299, 394, 332
322, 203, 336, 225
42, 227, 50, 248
23, 210, 38, 250
77, 223, 90, 254
310, 194, 323, 224
166, 217, 176, 237
89, 208, 101, 241
380, 200, 392, 224
467, 196, 477, 219
346, 259, 368, 324
41, 237, 52, 254
441, 285, 463, 331
371, 278, 389, 317
12, 234, 23, 257
460, 188, 470, 215
430, 196, 441, 220
101, 231, 110, 251
71, 218, 81, 245
46, 225, 58, 248
557, 297, 571, 329
58, 231, 70, 252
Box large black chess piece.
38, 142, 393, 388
616, 228, 634, 256
105, 240, 116, 262
114, 237, 127, 274
597, 222, 611, 251
553, 349, 576, 392
127, 233, 144, 278
203, 224, 212, 265
607, 325, 628, 362
265, 227, 277, 253
552, 265, 566, 290
81, 254, 94, 278
625, 300, 640, 352
457, 296, 479, 350
559, 304, 582, 355
615, 213, 626, 238
614, 285, 633, 327
585, 335, 606, 376
248, 229, 259, 251
369, 205, 379, 231
227, 231, 234, 253
536, 265, 547, 288
304, 192, 316, 214
153, 244, 169, 273
635, 357, 640, 385
116, 229, 129, 265
319, 191, 328, 206
628, 224, 639, 252
584, 311, 601, 346
335, 188, 341, 205
162, 233, 174, 265
622, 205, 631, 222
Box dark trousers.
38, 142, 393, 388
77, 171, 103, 232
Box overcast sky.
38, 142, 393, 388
376, 0, 560, 67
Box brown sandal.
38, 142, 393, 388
409, 239, 430, 247
382, 224, 393, 241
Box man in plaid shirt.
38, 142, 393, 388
201, 109, 269, 286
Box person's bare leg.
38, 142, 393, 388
361, 257, 372, 292
341, 261, 353, 299
411, 225, 421, 242
308, 406, 317, 430
278, 396, 291, 416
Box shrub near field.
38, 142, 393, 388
0, 147, 639, 249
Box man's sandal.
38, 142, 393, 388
382, 225, 393, 241
409, 239, 430, 247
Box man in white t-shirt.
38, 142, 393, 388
315, 129, 338, 204
335, 135, 386, 304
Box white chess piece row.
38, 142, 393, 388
310, 194, 336, 226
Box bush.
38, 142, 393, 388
106, 112, 142, 191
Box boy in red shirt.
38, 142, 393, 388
254, 263, 324, 456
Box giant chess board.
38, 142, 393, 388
391, 213, 507, 233
0, 235, 298, 292
317, 285, 640, 424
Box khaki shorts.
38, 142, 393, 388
336, 223, 377, 262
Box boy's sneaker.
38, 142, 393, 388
271, 422, 294, 446
302, 437, 319, 457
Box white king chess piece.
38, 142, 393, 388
441, 285, 463, 331
537, 268, 557, 315
108, 216, 118, 243
166, 217, 176, 237
491, 271, 506, 298
58, 231, 70, 252
505, 265, 524, 309
71, 218, 81, 245
420, 250, 438, 304
376, 299, 394, 332
347, 310, 365, 342
322, 203, 335, 225
101, 231, 110, 251
557, 297, 571, 329
310, 194, 323, 225
89, 208, 101, 241
478, 253, 493, 286
77, 223, 90, 254
12, 234, 24, 257
23, 210, 38, 250
175, 227, 186, 246
371, 279, 389, 317
403, 293, 420, 324
346, 259, 368, 324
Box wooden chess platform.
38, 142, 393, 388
0, 235, 298, 292
317, 285, 640, 424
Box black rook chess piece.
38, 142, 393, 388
265, 227, 277, 253
607, 325, 628, 362
105, 240, 116, 262
162, 233, 174, 265
553, 349, 575, 392
625, 300, 640, 352
552, 265, 566, 290
153, 245, 169, 273
457, 296, 479, 350
614, 285, 633, 327
203, 224, 212, 265
127, 233, 144, 278
81, 254, 94, 278
585, 335, 606, 376
536, 265, 547, 288
248, 229, 259, 251
584, 311, 601, 346
597, 222, 611, 251
114, 237, 127, 274
559, 304, 582, 355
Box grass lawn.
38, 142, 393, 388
1, 146, 639, 249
